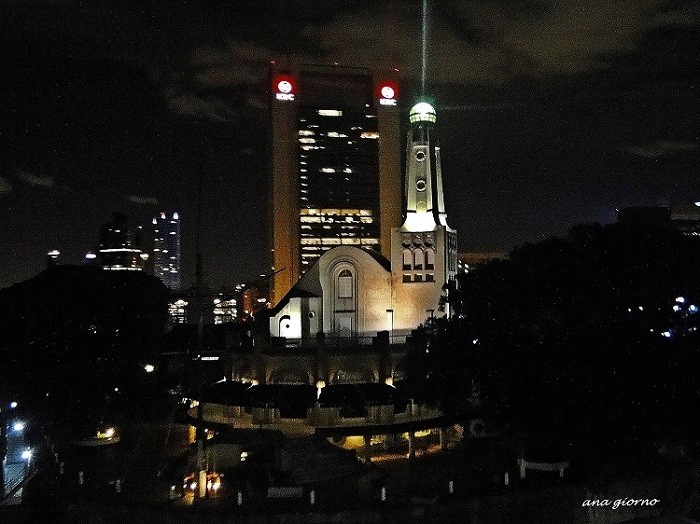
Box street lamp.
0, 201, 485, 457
21, 448, 32, 473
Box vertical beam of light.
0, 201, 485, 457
421, 0, 428, 97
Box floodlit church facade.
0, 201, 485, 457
268, 102, 458, 346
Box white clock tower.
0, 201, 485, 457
391, 102, 458, 332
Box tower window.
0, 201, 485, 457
425, 249, 435, 270
413, 250, 423, 270
402, 249, 411, 270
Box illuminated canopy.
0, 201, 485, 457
409, 102, 436, 124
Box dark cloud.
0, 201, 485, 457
17, 171, 55, 187
0, 177, 12, 194
128, 195, 160, 206
0, 0, 699, 289
3, 0, 697, 120
622, 140, 698, 158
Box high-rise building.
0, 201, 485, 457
152, 212, 181, 290
269, 64, 402, 304
46, 249, 60, 268
97, 212, 147, 271
267, 100, 458, 342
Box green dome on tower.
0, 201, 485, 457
409, 101, 436, 124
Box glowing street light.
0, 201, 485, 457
12, 421, 25, 433
144, 364, 155, 373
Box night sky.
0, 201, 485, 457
1, 0, 699, 289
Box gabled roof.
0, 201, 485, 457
269, 285, 319, 315
270, 246, 391, 315
363, 248, 392, 272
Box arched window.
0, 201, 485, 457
425, 249, 435, 270
402, 249, 412, 270
337, 269, 353, 299
413, 249, 423, 270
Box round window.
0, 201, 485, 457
416, 179, 427, 191
415, 150, 426, 162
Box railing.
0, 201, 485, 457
270, 334, 408, 351
2, 463, 29, 502
190, 402, 442, 433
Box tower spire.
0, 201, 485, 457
402, 101, 445, 232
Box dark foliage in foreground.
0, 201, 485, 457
407, 222, 700, 445
0, 265, 169, 407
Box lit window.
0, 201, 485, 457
318, 109, 343, 117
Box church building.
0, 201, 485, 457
267, 101, 457, 348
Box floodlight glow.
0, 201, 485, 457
409, 102, 436, 124
10, 401, 17, 409
21, 450, 32, 460
13, 421, 25, 432
144, 364, 155, 373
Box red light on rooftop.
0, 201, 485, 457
272, 74, 296, 102
377, 80, 399, 106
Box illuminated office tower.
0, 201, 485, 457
152, 212, 181, 290
269, 64, 402, 304
97, 212, 147, 271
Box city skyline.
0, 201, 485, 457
1, 1, 699, 290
